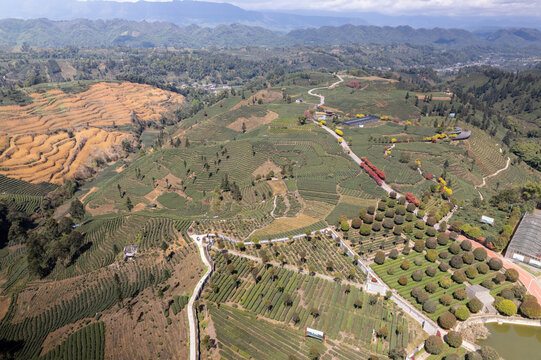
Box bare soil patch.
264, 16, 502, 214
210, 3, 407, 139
0, 295, 10, 322
251, 214, 319, 237
267, 180, 287, 195
227, 110, 278, 132
252, 160, 281, 178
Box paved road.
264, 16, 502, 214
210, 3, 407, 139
460, 235, 541, 303
187, 235, 213, 360
307, 76, 396, 196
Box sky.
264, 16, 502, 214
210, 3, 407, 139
97, 0, 541, 17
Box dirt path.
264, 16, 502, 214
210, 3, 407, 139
475, 157, 511, 200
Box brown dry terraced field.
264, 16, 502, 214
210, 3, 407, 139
0, 82, 184, 183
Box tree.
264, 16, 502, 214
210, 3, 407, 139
360, 224, 371, 236
69, 199, 85, 221
398, 275, 408, 286
468, 298, 483, 313
520, 299, 541, 319
505, 268, 519, 282
479, 346, 501, 360
308, 346, 320, 360
241, 122, 247, 133
445, 331, 463, 348
351, 217, 362, 229
412, 269, 423, 282
424, 335, 444, 355
450, 255, 464, 269
423, 299, 437, 313
454, 305, 470, 321
377, 326, 389, 338
488, 257, 503, 271
426, 249, 438, 262
292, 312, 301, 324
495, 299, 517, 316
440, 294, 453, 306
438, 311, 457, 329
374, 251, 385, 265
354, 298, 363, 308
126, 197, 133, 211
388, 348, 407, 360
310, 307, 320, 317
473, 247, 487, 261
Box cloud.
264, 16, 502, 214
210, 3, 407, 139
80, 0, 541, 17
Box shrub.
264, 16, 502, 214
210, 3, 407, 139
520, 300, 541, 319
473, 247, 487, 261
387, 267, 395, 275
488, 257, 503, 271
426, 227, 437, 237
363, 214, 374, 224
439, 262, 450, 272
440, 294, 453, 306
453, 288, 467, 300
374, 251, 386, 265
445, 355, 460, 360
425, 282, 438, 294
439, 250, 449, 259
437, 233, 449, 246
438, 311, 456, 330
477, 263, 489, 274
426, 266, 437, 277
450, 255, 464, 269
462, 251, 474, 264
452, 270, 467, 284
417, 291, 429, 304
393, 225, 402, 235
360, 224, 371, 236
389, 249, 399, 259
481, 279, 495, 289
495, 299, 517, 316
505, 268, 519, 282
377, 326, 389, 338
461, 240, 472, 251
351, 218, 362, 229
468, 297, 483, 313
382, 218, 394, 229
439, 276, 452, 289
465, 266, 479, 279
424, 335, 444, 355
372, 222, 382, 232
398, 276, 408, 286
513, 284, 526, 300
426, 237, 437, 249
412, 269, 424, 282
445, 331, 463, 348
423, 299, 437, 313
449, 242, 461, 254
413, 239, 425, 252
375, 212, 384, 222
401, 259, 411, 270
479, 346, 501, 360
454, 305, 470, 321
500, 289, 515, 300
411, 286, 424, 299
425, 249, 438, 262
493, 272, 506, 284
385, 208, 395, 218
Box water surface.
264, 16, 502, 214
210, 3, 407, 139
478, 322, 541, 360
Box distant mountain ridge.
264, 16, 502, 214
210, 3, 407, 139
0, 0, 367, 31
0, 19, 541, 50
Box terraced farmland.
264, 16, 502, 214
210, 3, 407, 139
0, 82, 184, 183
202, 252, 416, 358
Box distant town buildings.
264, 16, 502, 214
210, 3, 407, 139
123, 244, 138, 261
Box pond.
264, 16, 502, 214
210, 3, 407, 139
477, 322, 541, 360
